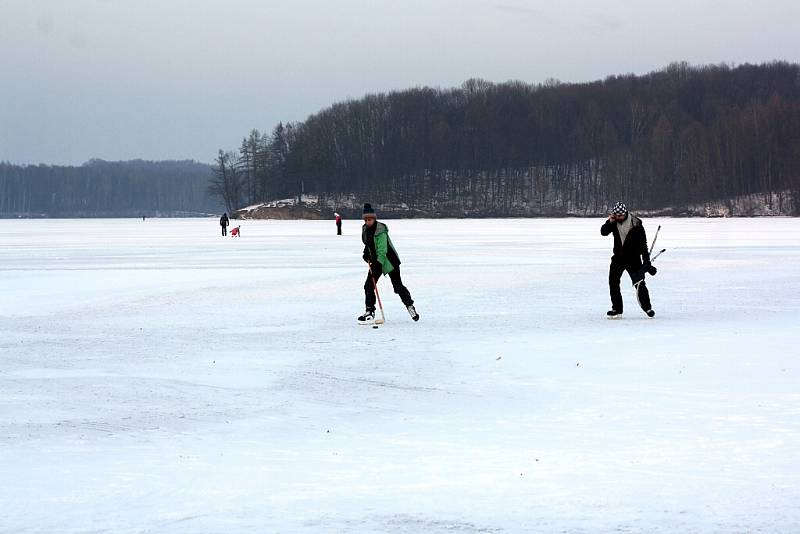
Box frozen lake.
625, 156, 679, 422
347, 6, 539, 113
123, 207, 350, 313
1, 217, 799, 533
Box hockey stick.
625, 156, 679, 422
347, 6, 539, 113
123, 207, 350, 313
634, 248, 667, 288
633, 225, 664, 312
649, 225, 661, 256
369, 265, 386, 325
650, 248, 666, 263
633, 224, 664, 287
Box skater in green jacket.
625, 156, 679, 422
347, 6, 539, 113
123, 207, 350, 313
357, 203, 419, 323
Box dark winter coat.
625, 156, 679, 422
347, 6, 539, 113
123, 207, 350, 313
601, 214, 651, 264
362, 221, 401, 275
220, 214, 229, 227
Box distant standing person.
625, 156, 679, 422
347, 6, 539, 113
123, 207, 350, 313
358, 203, 419, 323
220, 213, 229, 236
335, 212, 342, 235
601, 202, 656, 318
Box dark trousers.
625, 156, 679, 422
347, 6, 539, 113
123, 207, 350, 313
337, 224, 342, 235
364, 266, 413, 311
609, 258, 652, 313
221, 226, 227, 236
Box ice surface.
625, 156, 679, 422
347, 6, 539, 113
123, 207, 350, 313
1, 217, 799, 532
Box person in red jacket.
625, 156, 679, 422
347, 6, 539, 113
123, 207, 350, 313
335, 212, 342, 235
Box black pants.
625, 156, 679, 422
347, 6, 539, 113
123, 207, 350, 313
221, 226, 227, 236
337, 224, 342, 235
609, 258, 652, 313
364, 266, 413, 311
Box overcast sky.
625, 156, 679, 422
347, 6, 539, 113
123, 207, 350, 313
1, 0, 798, 165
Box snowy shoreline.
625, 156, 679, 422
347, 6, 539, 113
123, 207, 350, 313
235, 191, 798, 220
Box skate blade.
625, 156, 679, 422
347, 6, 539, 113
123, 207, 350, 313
607, 315, 622, 320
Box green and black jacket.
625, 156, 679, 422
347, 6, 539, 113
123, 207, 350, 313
362, 221, 401, 275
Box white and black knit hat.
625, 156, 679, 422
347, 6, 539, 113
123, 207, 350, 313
611, 202, 628, 216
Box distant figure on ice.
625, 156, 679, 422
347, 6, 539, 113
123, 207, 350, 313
220, 213, 229, 236
358, 203, 419, 323
231, 225, 240, 237
335, 212, 342, 235
601, 202, 656, 318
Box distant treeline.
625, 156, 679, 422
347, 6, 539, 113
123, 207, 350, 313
0, 159, 221, 217
212, 61, 800, 216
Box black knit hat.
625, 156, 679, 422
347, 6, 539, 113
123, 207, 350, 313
362, 203, 376, 218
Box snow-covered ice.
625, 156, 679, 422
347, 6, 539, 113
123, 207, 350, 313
1, 217, 799, 533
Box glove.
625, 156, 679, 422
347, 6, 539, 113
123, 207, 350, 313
370, 262, 383, 277
647, 265, 657, 276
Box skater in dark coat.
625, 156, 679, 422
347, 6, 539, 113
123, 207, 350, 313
220, 213, 229, 236
358, 203, 419, 323
601, 202, 657, 318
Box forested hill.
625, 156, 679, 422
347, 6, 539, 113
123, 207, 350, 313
214, 62, 800, 217
0, 159, 221, 217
